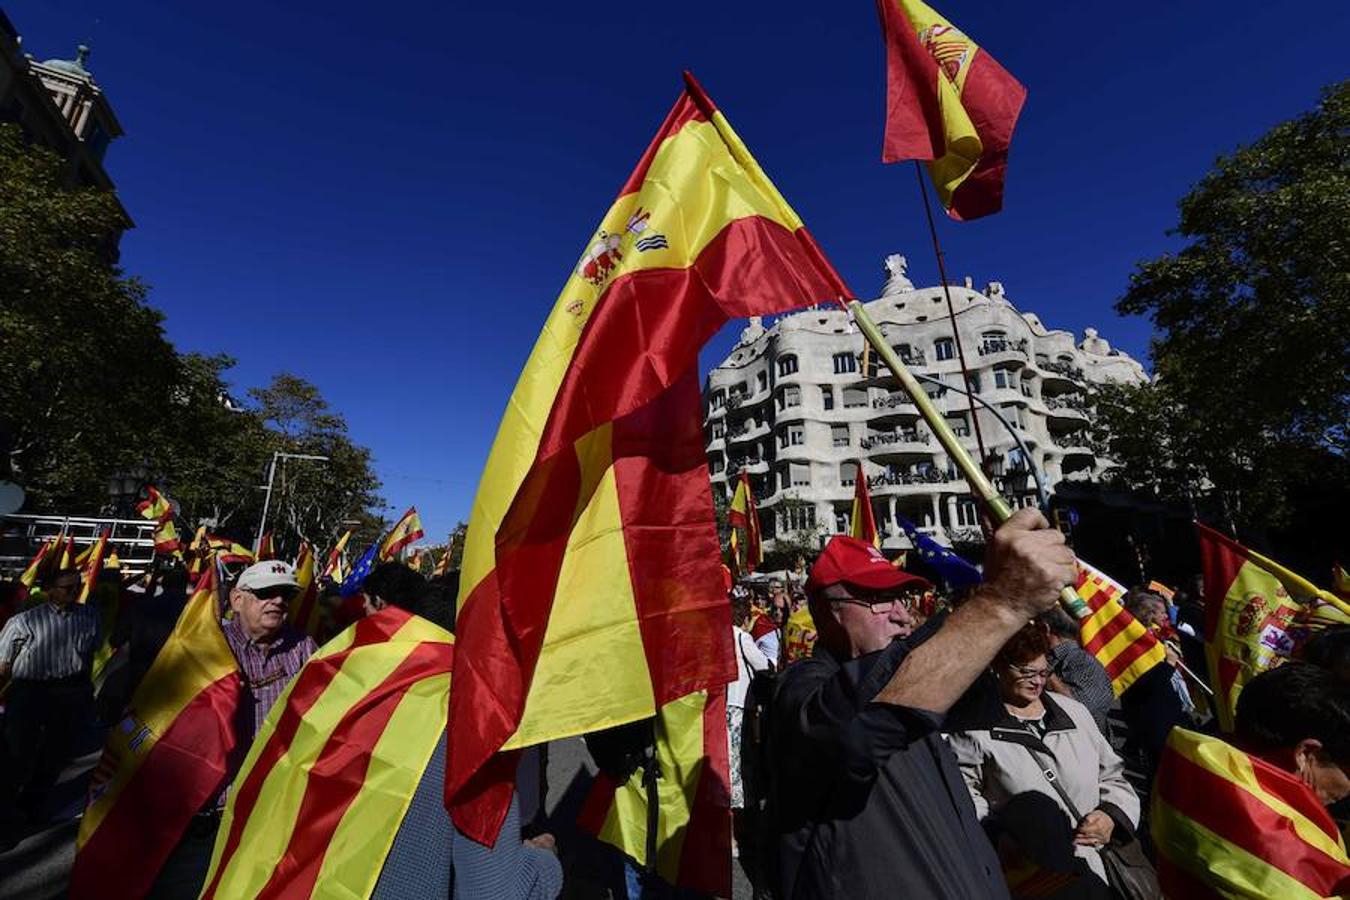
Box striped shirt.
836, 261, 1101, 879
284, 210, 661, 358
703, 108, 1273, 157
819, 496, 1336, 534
0, 601, 101, 680
222, 618, 317, 745
1048, 640, 1117, 736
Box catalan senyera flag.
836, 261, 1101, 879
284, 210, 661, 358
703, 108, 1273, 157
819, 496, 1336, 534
1197, 522, 1350, 732
577, 690, 732, 896
1074, 559, 1167, 696
1151, 727, 1350, 899
850, 465, 881, 547
136, 485, 173, 523
450, 71, 849, 844
876, 0, 1027, 219
16, 535, 59, 602
199, 607, 453, 900
72, 565, 240, 898
728, 471, 763, 574
77, 528, 111, 604
322, 528, 352, 581
256, 531, 275, 561
378, 507, 424, 562
288, 542, 322, 636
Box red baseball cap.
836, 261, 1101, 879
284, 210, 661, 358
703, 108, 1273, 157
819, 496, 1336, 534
806, 535, 931, 598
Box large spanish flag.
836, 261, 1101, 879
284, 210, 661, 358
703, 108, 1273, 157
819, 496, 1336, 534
876, 0, 1027, 219
199, 607, 453, 899
728, 471, 763, 575
1074, 559, 1167, 696
72, 565, 240, 898
378, 507, 424, 561
450, 71, 849, 844
1197, 522, 1350, 732
577, 690, 731, 896
850, 464, 880, 547
1152, 727, 1350, 899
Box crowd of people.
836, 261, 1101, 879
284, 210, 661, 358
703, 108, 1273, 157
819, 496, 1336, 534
0, 507, 1346, 899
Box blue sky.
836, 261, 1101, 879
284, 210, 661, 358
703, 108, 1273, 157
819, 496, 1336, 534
9, 1, 1349, 541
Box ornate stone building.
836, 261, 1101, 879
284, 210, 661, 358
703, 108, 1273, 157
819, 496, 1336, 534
703, 255, 1147, 554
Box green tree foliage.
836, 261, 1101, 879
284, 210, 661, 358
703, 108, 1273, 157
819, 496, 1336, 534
1094, 82, 1350, 528
0, 124, 383, 548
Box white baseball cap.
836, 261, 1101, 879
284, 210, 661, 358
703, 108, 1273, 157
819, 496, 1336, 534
235, 560, 300, 593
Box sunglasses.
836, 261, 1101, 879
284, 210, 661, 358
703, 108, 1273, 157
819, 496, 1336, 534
831, 594, 917, 615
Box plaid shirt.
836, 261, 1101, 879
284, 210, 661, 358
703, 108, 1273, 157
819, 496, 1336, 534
1048, 640, 1116, 736
222, 617, 317, 746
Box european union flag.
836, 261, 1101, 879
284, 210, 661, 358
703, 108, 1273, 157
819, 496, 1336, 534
339, 542, 379, 596
897, 515, 983, 588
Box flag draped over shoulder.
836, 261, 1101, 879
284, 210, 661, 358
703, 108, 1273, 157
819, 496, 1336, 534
450, 71, 850, 845
578, 690, 731, 897
1074, 559, 1166, 696
379, 507, 424, 561
72, 565, 239, 898
876, 0, 1026, 219
850, 466, 880, 547
1151, 727, 1350, 899
728, 471, 763, 575
200, 607, 453, 900
1197, 522, 1350, 732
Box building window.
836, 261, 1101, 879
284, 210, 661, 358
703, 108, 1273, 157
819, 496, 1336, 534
788, 425, 805, 446
843, 387, 868, 408
946, 414, 970, 437
777, 355, 798, 377
840, 461, 858, 486
966, 374, 982, 394
832, 424, 850, 447
711, 421, 724, 439
778, 385, 801, 410
821, 386, 834, 410
710, 390, 725, 410
709, 457, 723, 474
756, 370, 768, 393
994, 369, 1011, 390
956, 498, 979, 527
832, 352, 857, 375
935, 338, 955, 361
782, 500, 815, 529
789, 464, 812, 488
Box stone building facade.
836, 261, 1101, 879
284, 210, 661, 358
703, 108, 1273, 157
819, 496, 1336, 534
703, 254, 1147, 555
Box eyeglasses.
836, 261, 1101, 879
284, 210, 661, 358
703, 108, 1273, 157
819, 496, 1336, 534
247, 587, 296, 603
831, 594, 916, 615
1009, 665, 1054, 683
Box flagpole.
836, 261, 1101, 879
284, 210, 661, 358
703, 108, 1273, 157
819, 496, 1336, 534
846, 299, 1090, 619
913, 162, 991, 469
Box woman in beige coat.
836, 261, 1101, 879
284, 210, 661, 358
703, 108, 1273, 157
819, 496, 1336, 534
947, 625, 1140, 891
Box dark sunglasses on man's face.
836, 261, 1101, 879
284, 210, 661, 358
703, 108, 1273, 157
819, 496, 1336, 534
250, 587, 296, 603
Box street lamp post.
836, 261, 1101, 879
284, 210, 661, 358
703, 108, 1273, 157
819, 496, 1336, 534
255, 452, 330, 553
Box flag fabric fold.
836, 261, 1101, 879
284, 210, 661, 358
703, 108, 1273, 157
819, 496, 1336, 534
577, 690, 732, 897
850, 466, 880, 547
77, 528, 110, 604
896, 515, 981, 587
72, 565, 239, 898
876, 0, 1027, 219
449, 71, 850, 845
1074, 558, 1167, 696
136, 485, 173, 523
1196, 522, 1350, 732
199, 607, 453, 900
1151, 727, 1350, 899
379, 507, 424, 562
289, 542, 322, 636
322, 529, 353, 582
16, 535, 60, 602
728, 472, 763, 575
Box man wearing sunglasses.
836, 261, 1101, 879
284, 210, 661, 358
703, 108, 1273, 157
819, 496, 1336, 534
771, 508, 1076, 900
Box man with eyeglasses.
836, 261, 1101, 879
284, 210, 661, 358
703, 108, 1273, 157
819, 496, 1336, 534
0, 566, 101, 834
770, 509, 1077, 900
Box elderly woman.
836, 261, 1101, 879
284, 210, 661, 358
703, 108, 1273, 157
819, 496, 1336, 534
947, 625, 1143, 894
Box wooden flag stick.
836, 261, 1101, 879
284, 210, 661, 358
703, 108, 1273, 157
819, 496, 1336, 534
847, 299, 1090, 618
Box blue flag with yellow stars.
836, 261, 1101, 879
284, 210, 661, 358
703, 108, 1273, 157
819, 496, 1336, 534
897, 515, 983, 587
338, 542, 379, 596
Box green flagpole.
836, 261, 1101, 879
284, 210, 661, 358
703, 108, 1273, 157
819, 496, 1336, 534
847, 299, 1090, 618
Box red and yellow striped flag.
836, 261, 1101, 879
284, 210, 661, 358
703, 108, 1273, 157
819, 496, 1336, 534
209, 534, 255, 566
322, 529, 353, 582
432, 530, 461, 577
728, 471, 763, 574
16, 535, 59, 601
877, 0, 1027, 219
57, 535, 75, 570
152, 519, 181, 555
850, 463, 880, 547
135, 485, 173, 523
199, 607, 453, 899
1197, 522, 1350, 732
256, 531, 275, 561
379, 507, 424, 562
1074, 559, 1167, 695
577, 690, 732, 896
1152, 727, 1350, 899
449, 72, 849, 844
289, 542, 322, 636
72, 565, 240, 897
77, 528, 110, 604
